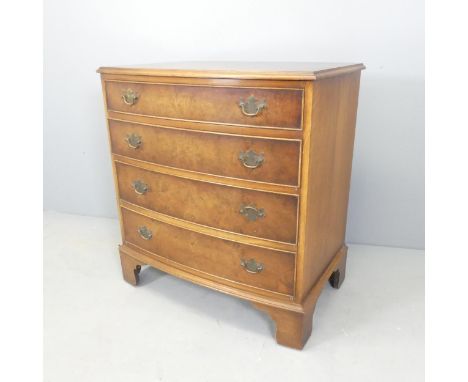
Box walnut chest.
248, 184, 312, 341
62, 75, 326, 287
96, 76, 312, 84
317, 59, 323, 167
98, 62, 365, 349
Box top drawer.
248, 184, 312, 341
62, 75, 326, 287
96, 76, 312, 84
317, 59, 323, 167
104, 81, 303, 129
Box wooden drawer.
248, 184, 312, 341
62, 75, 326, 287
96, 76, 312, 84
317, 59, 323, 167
121, 208, 295, 295
109, 120, 301, 186
116, 162, 298, 244
105, 81, 303, 129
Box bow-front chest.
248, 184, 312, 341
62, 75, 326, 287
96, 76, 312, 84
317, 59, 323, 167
98, 62, 364, 349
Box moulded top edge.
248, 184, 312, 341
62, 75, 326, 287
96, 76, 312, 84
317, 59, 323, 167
97, 61, 366, 80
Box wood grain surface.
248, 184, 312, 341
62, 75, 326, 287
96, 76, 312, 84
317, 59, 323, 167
121, 207, 296, 295
109, 119, 301, 186
116, 161, 298, 243
105, 80, 303, 129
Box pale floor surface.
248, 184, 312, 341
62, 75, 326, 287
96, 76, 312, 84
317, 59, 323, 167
44, 211, 424, 382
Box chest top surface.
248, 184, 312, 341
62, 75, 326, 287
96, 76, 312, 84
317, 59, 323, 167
97, 61, 365, 80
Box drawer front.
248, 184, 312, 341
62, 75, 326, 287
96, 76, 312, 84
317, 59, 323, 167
121, 208, 295, 295
105, 81, 303, 129
116, 162, 298, 244
109, 120, 301, 186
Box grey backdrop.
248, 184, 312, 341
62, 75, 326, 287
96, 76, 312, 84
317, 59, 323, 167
44, 0, 424, 249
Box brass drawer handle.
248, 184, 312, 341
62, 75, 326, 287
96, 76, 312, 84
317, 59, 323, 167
238, 95, 267, 117
125, 133, 142, 149
122, 88, 139, 105
239, 150, 264, 169
240, 205, 265, 221
132, 180, 149, 195
241, 258, 264, 274
138, 226, 153, 240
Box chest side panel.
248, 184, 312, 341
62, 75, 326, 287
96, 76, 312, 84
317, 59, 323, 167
296, 72, 362, 300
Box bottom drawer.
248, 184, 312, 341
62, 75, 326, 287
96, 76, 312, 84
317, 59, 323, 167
121, 208, 295, 296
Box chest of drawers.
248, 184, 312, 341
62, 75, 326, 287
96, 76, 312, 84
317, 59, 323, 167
98, 62, 364, 349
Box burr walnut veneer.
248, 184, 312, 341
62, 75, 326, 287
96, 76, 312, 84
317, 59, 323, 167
98, 62, 364, 349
